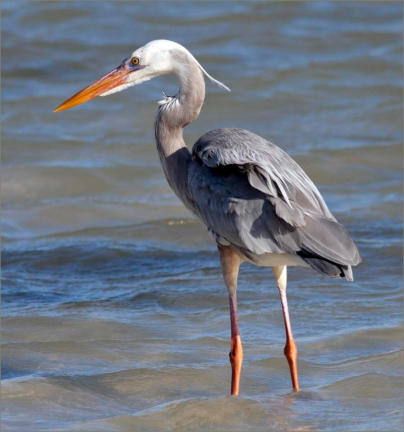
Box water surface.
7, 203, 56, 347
2, 2, 403, 431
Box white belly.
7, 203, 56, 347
245, 252, 309, 268
213, 231, 308, 268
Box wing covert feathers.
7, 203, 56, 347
190, 127, 361, 280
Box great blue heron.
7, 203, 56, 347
54, 40, 361, 396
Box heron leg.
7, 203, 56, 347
272, 266, 300, 392
218, 245, 243, 396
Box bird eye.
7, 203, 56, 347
131, 57, 140, 66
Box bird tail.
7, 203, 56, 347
294, 213, 360, 282
297, 251, 354, 281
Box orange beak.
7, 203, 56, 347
54, 66, 132, 112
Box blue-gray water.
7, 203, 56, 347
2, 2, 403, 431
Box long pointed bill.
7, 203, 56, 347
54, 66, 131, 112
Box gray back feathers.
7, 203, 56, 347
188, 128, 361, 279
193, 128, 335, 224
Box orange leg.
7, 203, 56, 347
272, 266, 300, 392
218, 245, 243, 396
229, 294, 243, 395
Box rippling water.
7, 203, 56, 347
2, 2, 403, 431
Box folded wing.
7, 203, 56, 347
188, 128, 361, 279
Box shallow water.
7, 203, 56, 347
1, 2, 403, 431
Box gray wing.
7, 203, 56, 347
188, 128, 361, 278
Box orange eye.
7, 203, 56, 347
131, 57, 140, 66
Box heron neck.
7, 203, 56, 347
154, 56, 205, 204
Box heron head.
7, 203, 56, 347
54, 40, 229, 112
